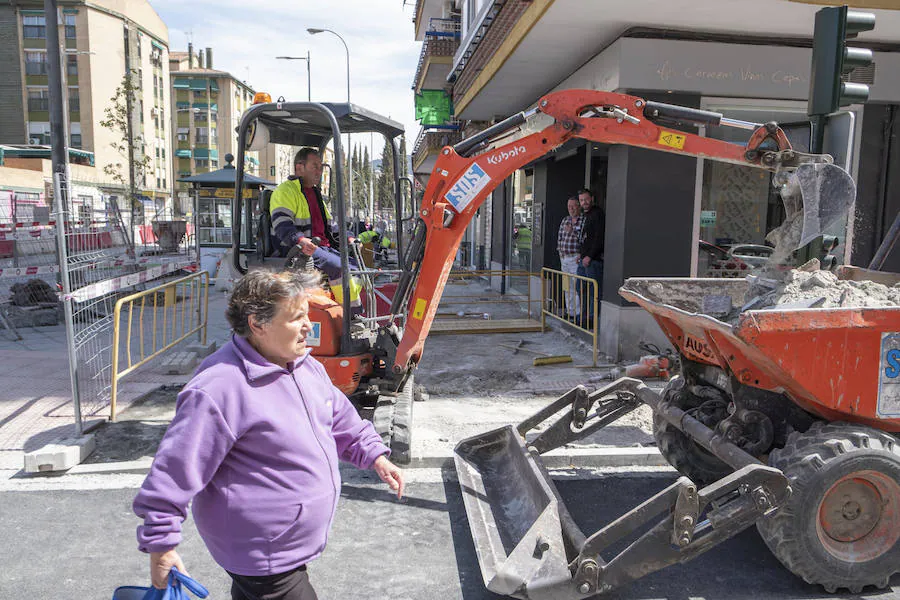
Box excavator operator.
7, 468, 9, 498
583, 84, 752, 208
270, 148, 362, 313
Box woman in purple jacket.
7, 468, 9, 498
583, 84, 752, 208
133, 270, 404, 600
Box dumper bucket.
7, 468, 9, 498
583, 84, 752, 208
793, 162, 856, 248
454, 426, 580, 599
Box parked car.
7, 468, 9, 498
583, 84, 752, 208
727, 243, 774, 268
698, 240, 753, 277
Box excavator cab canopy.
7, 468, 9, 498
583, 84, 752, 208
244, 101, 405, 148
230, 100, 407, 270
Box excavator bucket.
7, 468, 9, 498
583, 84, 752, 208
789, 162, 857, 249
455, 380, 791, 599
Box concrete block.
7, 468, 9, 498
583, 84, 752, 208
160, 351, 199, 375
185, 341, 216, 358
24, 434, 96, 473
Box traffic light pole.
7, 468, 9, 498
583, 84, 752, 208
801, 5, 875, 266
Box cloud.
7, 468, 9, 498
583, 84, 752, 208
150, 0, 422, 156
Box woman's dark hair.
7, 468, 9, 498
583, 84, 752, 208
226, 270, 321, 337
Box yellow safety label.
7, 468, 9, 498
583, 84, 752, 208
658, 131, 686, 150
413, 298, 427, 320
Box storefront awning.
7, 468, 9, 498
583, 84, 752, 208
189, 79, 207, 91
192, 102, 208, 109
194, 148, 210, 159
176, 101, 190, 110
209, 104, 218, 112
209, 149, 219, 160
209, 80, 219, 92
173, 78, 190, 89
175, 149, 192, 158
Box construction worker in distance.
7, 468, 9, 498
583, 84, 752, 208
357, 220, 394, 264
270, 147, 363, 314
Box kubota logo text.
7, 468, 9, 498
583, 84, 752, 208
486, 145, 527, 166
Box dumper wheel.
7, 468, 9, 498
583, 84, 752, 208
757, 422, 900, 593
653, 376, 731, 485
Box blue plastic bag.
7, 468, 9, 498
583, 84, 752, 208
112, 567, 209, 600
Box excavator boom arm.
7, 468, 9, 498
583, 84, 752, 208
390, 89, 804, 376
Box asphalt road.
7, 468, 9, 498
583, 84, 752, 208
1, 468, 897, 600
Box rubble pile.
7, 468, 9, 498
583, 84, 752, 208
744, 268, 900, 312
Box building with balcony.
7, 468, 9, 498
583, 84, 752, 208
411, 10, 461, 182
0, 0, 172, 205
169, 45, 268, 245
412, 0, 900, 359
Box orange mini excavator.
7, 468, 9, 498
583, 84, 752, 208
231, 90, 852, 466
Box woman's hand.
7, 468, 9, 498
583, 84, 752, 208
373, 454, 405, 499
149, 549, 187, 589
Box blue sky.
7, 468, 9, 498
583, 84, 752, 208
148, 0, 422, 156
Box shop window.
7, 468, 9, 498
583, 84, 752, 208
696, 104, 810, 276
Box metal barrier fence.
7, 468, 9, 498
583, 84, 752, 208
110, 270, 209, 420
49, 172, 199, 432
442, 270, 538, 319
540, 267, 599, 366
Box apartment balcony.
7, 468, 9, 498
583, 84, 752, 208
413, 18, 460, 93
414, 0, 449, 40
412, 126, 462, 177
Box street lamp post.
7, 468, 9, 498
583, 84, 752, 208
306, 28, 349, 103
275, 52, 311, 101
307, 27, 353, 216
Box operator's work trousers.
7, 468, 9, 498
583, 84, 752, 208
559, 254, 580, 319
228, 565, 318, 600
576, 258, 603, 328
311, 246, 362, 313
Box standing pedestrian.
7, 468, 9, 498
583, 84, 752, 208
577, 188, 604, 327
133, 269, 404, 600
557, 196, 583, 319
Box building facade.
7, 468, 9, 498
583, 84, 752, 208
0, 0, 173, 205
168, 46, 261, 188
411, 0, 900, 360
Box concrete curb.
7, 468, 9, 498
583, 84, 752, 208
406, 447, 667, 469
33, 448, 667, 477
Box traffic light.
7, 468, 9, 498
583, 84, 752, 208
808, 6, 876, 116
818, 235, 840, 270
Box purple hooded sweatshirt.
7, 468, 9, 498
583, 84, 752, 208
133, 334, 389, 576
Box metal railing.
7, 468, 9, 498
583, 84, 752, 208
541, 267, 599, 366
110, 270, 209, 420
412, 127, 463, 167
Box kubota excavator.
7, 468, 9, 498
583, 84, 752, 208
231, 91, 898, 595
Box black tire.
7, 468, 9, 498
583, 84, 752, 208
757, 421, 900, 593
653, 376, 731, 485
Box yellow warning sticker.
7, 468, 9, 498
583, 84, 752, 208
413, 298, 427, 320
658, 131, 687, 150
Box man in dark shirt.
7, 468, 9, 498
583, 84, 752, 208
577, 188, 604, 325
